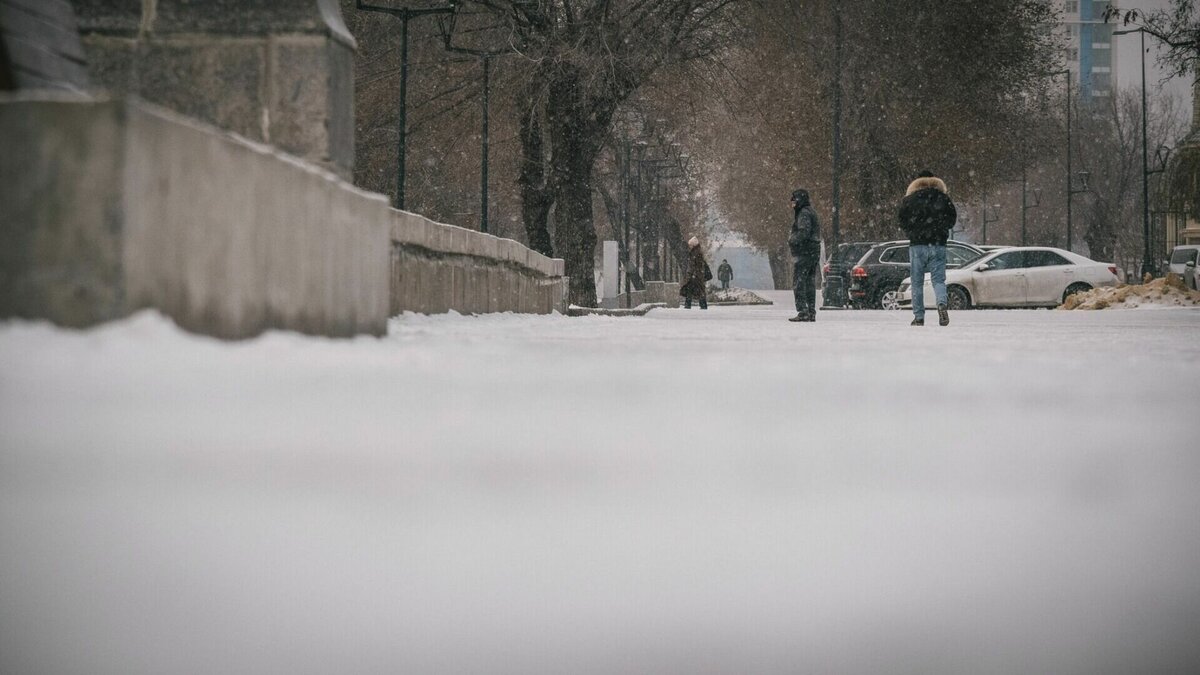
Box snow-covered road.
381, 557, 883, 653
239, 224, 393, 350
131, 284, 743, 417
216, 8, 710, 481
3, 295, 1200, 674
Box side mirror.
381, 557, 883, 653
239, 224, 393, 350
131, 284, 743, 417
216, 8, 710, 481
1187, 261, 1196, 269
977, 263, 991, 272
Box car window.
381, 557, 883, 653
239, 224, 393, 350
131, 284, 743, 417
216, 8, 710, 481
834, 244, 873, 265
1026, 251, 1071, 267
987, 251, 1025, 270
880, 247, 909, 264
1170, 248, 1199, 265
946, 246, 978, 266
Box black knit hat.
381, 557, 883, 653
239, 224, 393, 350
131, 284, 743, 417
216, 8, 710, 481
917, 169, 935, 178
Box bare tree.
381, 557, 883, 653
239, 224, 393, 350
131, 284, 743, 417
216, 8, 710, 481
461, 0, 746, 306
1105, 1, 1199, 78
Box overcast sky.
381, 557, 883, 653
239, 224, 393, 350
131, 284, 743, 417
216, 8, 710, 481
1110, 0, 1195, 129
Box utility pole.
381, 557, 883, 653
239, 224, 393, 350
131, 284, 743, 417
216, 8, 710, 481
831, 0, 843, 245
355, 1, 454, 210
437, 8, 510, 234
1113, 27, 1154, 276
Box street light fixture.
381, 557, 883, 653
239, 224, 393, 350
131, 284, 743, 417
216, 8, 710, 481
355, 1, 455, 211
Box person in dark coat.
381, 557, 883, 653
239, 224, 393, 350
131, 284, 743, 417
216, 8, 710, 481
788, 189, 822, 322
898, 169, 958, 326
680, 236, 710, 309
717, 259, 734, 290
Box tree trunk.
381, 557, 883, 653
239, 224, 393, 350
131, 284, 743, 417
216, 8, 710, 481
546, 69, 612, 307
1084, 200, 1117, 266
518, 99, 554, 257
766, 246, 792, 290
552, 158, 599, 306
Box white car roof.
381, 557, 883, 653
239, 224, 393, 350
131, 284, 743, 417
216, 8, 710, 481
975, 246, 1099, 265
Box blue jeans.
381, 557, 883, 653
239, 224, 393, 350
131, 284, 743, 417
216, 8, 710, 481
910, 244, 947, 318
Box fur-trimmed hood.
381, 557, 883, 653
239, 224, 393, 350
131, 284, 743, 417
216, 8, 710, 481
905, 176, 948, 197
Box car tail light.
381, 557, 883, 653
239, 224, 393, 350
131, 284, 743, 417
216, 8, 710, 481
851, 266, 868, 278
823, 264, 831, 274
1108, 265, 1119, 277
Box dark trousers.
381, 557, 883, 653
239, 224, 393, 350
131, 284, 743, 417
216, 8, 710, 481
684, 292, 708, 309
793, 245, 820, 316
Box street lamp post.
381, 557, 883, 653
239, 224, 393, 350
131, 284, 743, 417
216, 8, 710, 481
1112, 27, 1154, 276
1020, 159, 1042, 246
1045, 69, 1080, 250
438, 8, 510, 235
981, 198, 1000, 245
355, 1, 454, 210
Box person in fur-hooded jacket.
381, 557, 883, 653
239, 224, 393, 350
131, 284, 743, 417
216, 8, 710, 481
898, 170, 958, 326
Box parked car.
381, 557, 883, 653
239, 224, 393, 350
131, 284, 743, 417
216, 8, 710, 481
821, 241, 878, 308
849, 240, 985, 309
1168, 245, 1200, 290
898, 246, 1120, 309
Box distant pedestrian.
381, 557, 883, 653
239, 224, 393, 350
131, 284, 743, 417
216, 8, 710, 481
788, 189, 821, 322
717, 259, 734, 290
898, 169, 958, 326
680, 237, 711, 309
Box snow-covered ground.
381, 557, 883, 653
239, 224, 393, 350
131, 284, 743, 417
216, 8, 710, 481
3, 294, 1200, 674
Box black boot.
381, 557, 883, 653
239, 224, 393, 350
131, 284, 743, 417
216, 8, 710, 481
911, 316, 924, 326
684, 298, 692, 309
938, 304, 949, 326
699, 297, 708, 310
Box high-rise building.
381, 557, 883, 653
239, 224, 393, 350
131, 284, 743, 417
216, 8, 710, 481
1061, 0, 1117, 104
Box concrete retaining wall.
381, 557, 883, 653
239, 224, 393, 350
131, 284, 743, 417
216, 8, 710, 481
1, 95, 568, 338
389, 210, 566, 316
71, 0, 356, 178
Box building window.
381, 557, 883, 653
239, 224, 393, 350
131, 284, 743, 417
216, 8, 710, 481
1067, 47, 1079, 61
1093, 90, 1110, 97
1064, 0, 1078, 13
1093, 66, 1110, 73
1093, 42, 1111, 49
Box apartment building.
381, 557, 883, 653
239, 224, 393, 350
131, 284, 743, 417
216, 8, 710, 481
1062, 0, 1118, 104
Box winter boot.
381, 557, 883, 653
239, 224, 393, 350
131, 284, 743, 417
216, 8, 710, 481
789, 313, 807, 322
938, 304, 949, 326
911, 316, 924, 326
684, 298, 692, 309
699, 298, 708, 310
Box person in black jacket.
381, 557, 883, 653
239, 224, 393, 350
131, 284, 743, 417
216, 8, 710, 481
898, 170, 958, 326
788, 189, 822, 322
680, 236, 710, 309
717, 259, 734, 290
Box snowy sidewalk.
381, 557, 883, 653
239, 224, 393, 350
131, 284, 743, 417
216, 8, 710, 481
3, 299, 1200, 674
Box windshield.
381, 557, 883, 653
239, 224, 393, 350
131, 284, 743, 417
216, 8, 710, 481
833, 244, 873, 265
956, 251, 987, 267
1170, 248, 1198, 265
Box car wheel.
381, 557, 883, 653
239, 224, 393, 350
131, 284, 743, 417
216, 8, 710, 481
1062, 282, 1092, 305
878, 287, 902, 310
947, 286, 972, 310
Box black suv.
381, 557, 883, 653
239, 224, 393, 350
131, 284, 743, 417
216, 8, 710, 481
849, 240, 984, 309
821, 241, 878, 309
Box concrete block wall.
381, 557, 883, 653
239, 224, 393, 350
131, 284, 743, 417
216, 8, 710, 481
389, 210, 568, 316
0, 95, 568, 338
70, 0, 356, 179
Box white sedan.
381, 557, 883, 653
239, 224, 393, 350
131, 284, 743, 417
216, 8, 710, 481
899, 247, 1119, 309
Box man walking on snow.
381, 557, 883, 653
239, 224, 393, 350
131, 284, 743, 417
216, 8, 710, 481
788, 189, 822, 322
898, 170, 957, 326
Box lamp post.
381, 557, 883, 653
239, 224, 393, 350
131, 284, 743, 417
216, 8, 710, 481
1045, 69, 1082, 250
981, 199, 1000, 245
1112, 27, 1155, 276
437, 6, 510, 235
355, 1, 454, 210
1020, 160, 1042, 246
